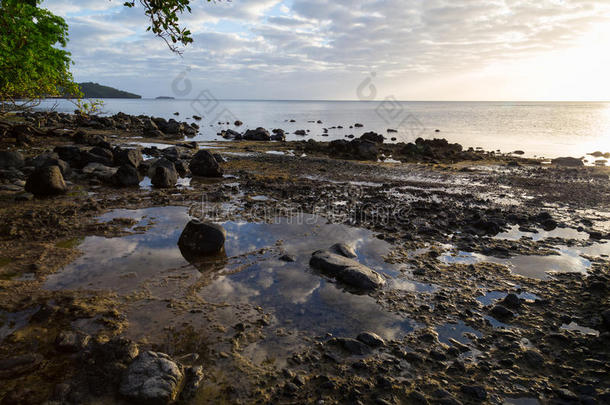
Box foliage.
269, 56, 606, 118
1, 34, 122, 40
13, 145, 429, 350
72, 98, 105, 117
0, 0, 81, 114
123, 0, 214, 54
77, 82, 142, 99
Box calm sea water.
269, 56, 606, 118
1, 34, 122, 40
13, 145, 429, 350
36, 99, 610, 159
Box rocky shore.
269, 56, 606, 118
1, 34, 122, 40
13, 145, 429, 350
0, 111, 609, 404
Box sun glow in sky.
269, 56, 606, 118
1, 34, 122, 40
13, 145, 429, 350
41, 0, 610, 101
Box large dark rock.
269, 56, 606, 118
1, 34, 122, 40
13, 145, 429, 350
551, 157, 584, 167
221, 129, 242, 140
0, 151, 24, 168
360, 132, 384, 144
309, 250, 385, 291
113, 164, 140, 187
113, 147, 143, 168
243, 127, 271, 141
151, 159, 178, 188
54, 145, 83, 165
328, 139, 379, 161
189, 150, 223, 177
119, 351, 184, 405
25, 165, 67, 195
178, 219, 226, 257
29, 152, 69, 175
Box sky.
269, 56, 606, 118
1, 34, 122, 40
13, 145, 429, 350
41, 0, 610, 101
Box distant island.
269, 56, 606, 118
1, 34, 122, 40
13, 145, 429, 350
77, 82, 141, 99
155, 96, 175, 100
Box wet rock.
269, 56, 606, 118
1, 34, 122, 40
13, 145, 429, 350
119, 351, 184, 405
294, 129, 307, 136
354, 123, 364, 128
329, 337, 371, 355
500, 293, 521, 309
271, 129, 286, 141
329, 242, 357, 258
113, 164, 140, 187
490, 304, 514, 319
523, 349, 544, 367
234, 120, 243, 126
460, 385, 487, 400
113, 147, 143, 168
222, 129, 241, 139
0, 150, 24, 168
55, 331, 90, 353
174, 160, 189, 177
83, 163, 117, 180
30, 152, 69, 175
151, 159, 178, 188
180, 365, 204, 401
280, 254, 297, 262
309, 250, 385, 291
25, 165, 67, 195
551, 157, 584, 167
357, 332, 385, 347
243, 127, 271, 141
54, 145, 83, 165
360, 132, 384, 144
178, 219, 226, 256
189, 150, 223, 177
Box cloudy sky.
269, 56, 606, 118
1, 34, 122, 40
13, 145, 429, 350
42, 0, 610, 100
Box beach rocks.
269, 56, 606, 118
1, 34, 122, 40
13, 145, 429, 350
551, 157, 584, 167
222, 129, 241, 139
329, 337, 371, 355
329, 243, 357, 258
294, 130, 307, 136
357, 332, 385, 347
243, 127, 271, 141
328, 139, 379, 161
0, 151, 24, 168
360, 132, 384, 144
271, 129, 286, 141
113, 147, 143, 168
178, 219, 226, 256
151, 159, 178, 188
309, 250, 385, 291
189, 150, 223, 177
25, 165, 67, 195
119, 351, 184, 405
113, 164, 140, 187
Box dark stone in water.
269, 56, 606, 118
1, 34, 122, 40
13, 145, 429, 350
178, 219, 226, 257
189, 150, 223, 177
551, 157, 583, 167
357, 331, 385, 347
309, 250, 385, 291
25, 165, 67, 195
329, 243, 357, 258
113, 164, 140, 187
151, 158, 178, 188
329, 337, 371, 355
490, 304, 514, 319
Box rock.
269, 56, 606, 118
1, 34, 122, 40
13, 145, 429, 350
601, 309, 610, 329
360, 132, 384, 144
461, 385, 487, 400
270, 129, 286, 141
354, 123, 364, 128
0, 151, 24, 168
113, 147, 143, 168
294, 130, 307, 136
243, 127, 271, 141
119, 351, 184, 405
83, 163, 117, 180
189, 150, 223, 177
113, 164, 140, 187
523, 349, 544, 367
279, 254, 297, 262
490, 304, 514, 319
309, 250, 385, 291
178, 219, 226, 257
54, 145, 82, 165
55, 331, 90, 353
329, 337, 371, 355
30, 153, 69, 175
234, 120, 243, 126
357, 332, 385, 347
180, 366, 204, 401
25, 166, 67, 195
329, 243, 357, 258
0, 353, 44, 379
222, 129, 241, 139
174, 160, 189, 177
551, 157, 584, 167
151, 159, 178, 188
500, 293, 521, 309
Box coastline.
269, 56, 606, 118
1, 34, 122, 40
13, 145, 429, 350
0, 110, 609, 403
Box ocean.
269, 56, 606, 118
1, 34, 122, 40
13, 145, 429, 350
36, 99, 610, 160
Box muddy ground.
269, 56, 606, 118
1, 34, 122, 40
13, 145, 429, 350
1, 118, 609, 404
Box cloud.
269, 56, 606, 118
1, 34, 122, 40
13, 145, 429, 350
40, 0, 610, 99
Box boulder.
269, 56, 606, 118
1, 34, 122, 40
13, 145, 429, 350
54, 145, 83, 165
271, 129, 286, 141
189, 150, 223, 177
309, 250, 385, 291
178, 219, 226, 257
151, 159, 178, 188
294, 129, 307, 136
25, 165, 67, 195
243, 127, 271, 141
0, 151, 24, 168
113, 164, 140, 187
329, 243, 357, 258
30, 152, 69, 175
360, 132, 384, 144
329, 337, 370, 355
357, 332, 385, 347
113, 147, 143, 168
222, 129, 242, 140
551, 157, 584, 167
119, 351, 184, 405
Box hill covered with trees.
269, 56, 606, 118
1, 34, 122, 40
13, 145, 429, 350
78, 82, 141, 99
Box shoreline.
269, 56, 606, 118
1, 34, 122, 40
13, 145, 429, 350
0, 111, 609, 404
